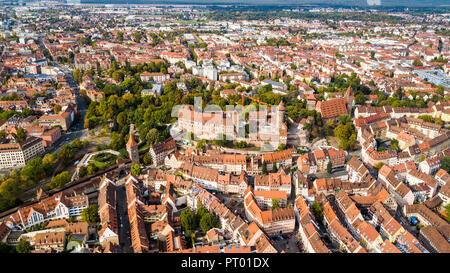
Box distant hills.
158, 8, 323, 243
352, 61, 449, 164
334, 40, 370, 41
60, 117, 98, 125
70, 0, 450, 7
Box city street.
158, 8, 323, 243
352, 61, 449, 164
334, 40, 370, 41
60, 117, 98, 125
37, 35, 90, 154
116, 185, 133, 253
271, 233, 302, 253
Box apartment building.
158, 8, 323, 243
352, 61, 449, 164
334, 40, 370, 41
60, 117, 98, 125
33, 231, 66, 252
180, 162, 248, 194
98, 177, 119, 247
140, 72, 170, 83
0, 136, 44, 169
253, 190, 287, 210
239, 222, 277, 253
294, 195, 331, 253
378, 165, 415, 207
7, 192, 88, 230
38, 111, 72, 131
254, 168, 292, 195
244, 186, 295, 236
149, 138, 177, 167
334, 190, 364, 238
419, 226, 450, 253
321, 201, 365, 253
169, 151, 247, 173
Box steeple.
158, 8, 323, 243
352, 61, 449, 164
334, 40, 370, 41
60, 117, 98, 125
126, 125, 139, 164
126, 133, 138, 148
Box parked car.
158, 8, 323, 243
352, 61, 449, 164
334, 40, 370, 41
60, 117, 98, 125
285, 234, 291, 239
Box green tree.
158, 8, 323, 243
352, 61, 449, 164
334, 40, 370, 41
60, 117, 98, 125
394, 87, 403, 100
86, 164, 98, 175
355, 93, 366, 105
20, 157, 46, 183
196, 200, 209, 223
325, 119, 335, 136
334, 123, 356, 151
112, 71, 124, 82
81, 204, 100, 223
327, 161, 332, 174
374, 162, 384, 170
390, 139, 400, 152
262, 162, 267, 174
146, 128, 159, 145
412, 58, 423, 66
16, 239, 32, 253
180, 209, 196, 233
117, 31, 124, 42
442, 156, 450, 173
0, 242, 15, 253
0, 178, 21, 200
133, 31, 142, 43
58, 145, 74, 165
196, 139, 206, 150
338, 114, 351, 125
199, 213, 218, 234
143, 153, 152, 165
73, 69, 82, 83
272, 198, 280, 210
312, 201, 324, 221
16, 127, 26, 142
53, 104, 62, 114
131, 164, 141, 176
444, 204, 450, 223
45, 171, 71, 190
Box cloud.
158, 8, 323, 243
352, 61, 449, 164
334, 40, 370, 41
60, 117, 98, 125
367, 0, 382, 5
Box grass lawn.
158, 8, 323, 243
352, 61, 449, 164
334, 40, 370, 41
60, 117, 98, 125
89, 152, 118, 170
66, 240, 82, 251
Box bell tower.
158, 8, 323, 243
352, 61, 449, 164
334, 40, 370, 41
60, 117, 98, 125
126, 125, 139, 164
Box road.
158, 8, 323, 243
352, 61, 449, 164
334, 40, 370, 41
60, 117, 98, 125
394, 206, 419, 236
271, 233, 302, 253
116, 185, 133, 253
38, 37, 90, 155
48, 62, 90, 153
216, 192, 246, 220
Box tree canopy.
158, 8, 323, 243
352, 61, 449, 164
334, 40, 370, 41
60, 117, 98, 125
81, 204, 100, 223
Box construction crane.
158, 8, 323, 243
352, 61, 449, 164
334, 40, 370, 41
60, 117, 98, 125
241, 92, 267, 106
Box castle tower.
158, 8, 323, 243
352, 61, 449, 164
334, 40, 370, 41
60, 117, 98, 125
126, 128, 139, 165
277, 100, 286, 125
344, 86, 354, 115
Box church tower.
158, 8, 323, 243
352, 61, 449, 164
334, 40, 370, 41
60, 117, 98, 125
126, 126, 139, 164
